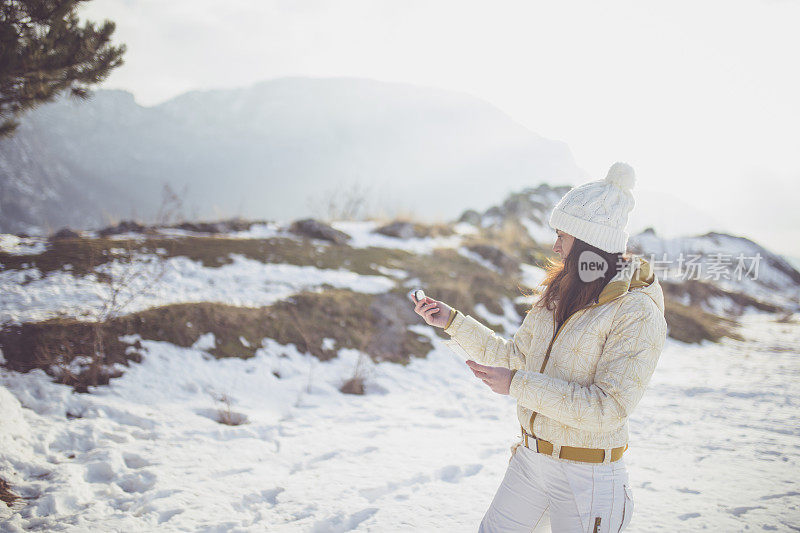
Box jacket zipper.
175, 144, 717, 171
527, 301, 598, 435
525, 271, 649, 434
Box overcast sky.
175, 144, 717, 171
81, 0, 800, 259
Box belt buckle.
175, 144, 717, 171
527, 432, 542, 454
550, 443, 561, 459
522, 430, 535, 451
602, 448, 612, 465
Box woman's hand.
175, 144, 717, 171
466, 360, 513, 395
412, 294, 453, 329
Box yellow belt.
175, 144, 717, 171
521, 425, 627, 464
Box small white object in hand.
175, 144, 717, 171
408, 289, 426, 302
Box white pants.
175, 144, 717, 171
479, 444, 635, 533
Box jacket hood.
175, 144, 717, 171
596, 254, 664, 312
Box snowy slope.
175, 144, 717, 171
1, 312, 798, 531
2, 218, 799, 531
629, 229, 800, 313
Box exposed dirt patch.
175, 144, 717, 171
664, 299, 743, 344
662, 279, 781, 315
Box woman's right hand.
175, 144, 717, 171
412, 294, 453, 329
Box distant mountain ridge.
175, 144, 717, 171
457, 187, 800, 316
0, 77, 584, 234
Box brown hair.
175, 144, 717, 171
528, 238, 631, 329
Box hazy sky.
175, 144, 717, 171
81, 0, 800, 258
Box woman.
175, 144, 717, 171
413, 162, 668, 532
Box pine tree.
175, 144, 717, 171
0, 0, 125, 138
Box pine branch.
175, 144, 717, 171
0, 0, 125, 138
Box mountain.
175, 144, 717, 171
0, 77, 584, 235
457, 188, 800, 316
628, 229, 800, 314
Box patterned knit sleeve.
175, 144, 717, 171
441, 309, 530, 370
508, 295, 667, 433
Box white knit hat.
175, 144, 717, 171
548, 162, 636, 253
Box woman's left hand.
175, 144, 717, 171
466, 360, 513, 395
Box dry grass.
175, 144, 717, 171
661, 279, 781, 315
340, 376, 365, 395
664, 299, 743, 344
461, 218, 554, 269
0, 288, 436, 391
209, 392, 248, 426
0, 477, 19, 507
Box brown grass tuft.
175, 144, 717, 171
0, 477, 19, 507
664, 299, 743, 344
340, 376, 365, 395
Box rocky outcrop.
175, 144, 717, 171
288, 218, 351, 244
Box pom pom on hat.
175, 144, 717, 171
604, 162, 636, 191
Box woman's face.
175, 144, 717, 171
553, 229, 575, 259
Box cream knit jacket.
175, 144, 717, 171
443, 254, 668, 452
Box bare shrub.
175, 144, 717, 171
45, 184, 184, 389
340, 375, 364, 395
154, 183, 188, 227
340, 351, 371, 395
340, 321, 376, 395
306, 179, 374, 222
209, 390, 248, 426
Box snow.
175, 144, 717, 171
191, 332, 216, 351
0, 234, 48, 256
0, 254, 396, 325
321, 338, 337, 351
452, 222, 479, 235
329, 221, 463, 254
457, 247, 501, 274
519, 263, 547, 290
473, 298, 526, 335
1, 311, 798, 531
371, 265, 407, 279
519, 217, 556, 247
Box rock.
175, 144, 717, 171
457, 209, 482, 226
97, 220, 146, 237
174, 221, 223, 234
374, 221, 418, 239
50, 227, 81, 240
466, 244, 521, 274
288, 218, 351, 244
162, 219, 252, 234
366, 292, 427, 363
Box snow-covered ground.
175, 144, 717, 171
1, 311, 798, 531
0, 254, 396, 325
